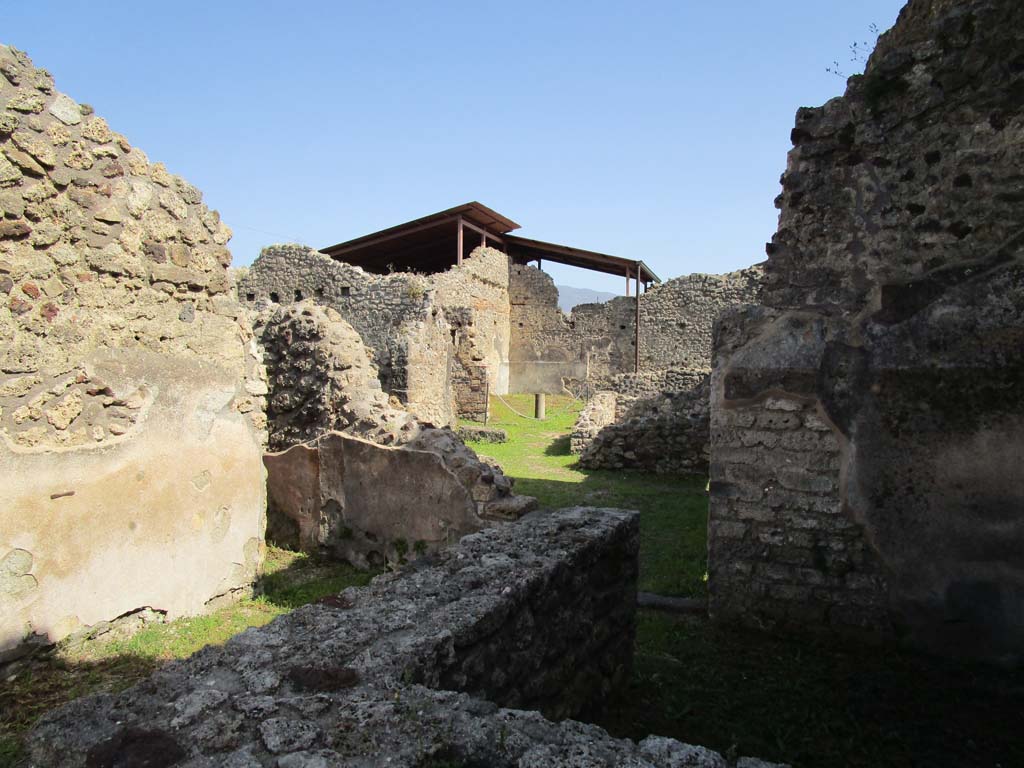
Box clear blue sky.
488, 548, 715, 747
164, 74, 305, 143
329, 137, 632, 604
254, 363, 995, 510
6, 0, 905, 293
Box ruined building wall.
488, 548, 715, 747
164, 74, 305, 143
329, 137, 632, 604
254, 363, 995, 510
0, 45, 266, 658
238, 245, 512, 424
257, 303, 536, 567
636, 266, 763, 375
508, 263, 630, 393
545, 266, 762, 475
257, 303, 418, 452
708, 0, 1024, 664
237, 244, 456, 426
509, 263, 762, 395
431, 246, 512, 419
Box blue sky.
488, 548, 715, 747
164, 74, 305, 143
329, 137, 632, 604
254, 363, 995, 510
6, 1, 906, 293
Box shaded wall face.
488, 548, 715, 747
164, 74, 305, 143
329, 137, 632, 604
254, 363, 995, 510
0, 46, 266, 656
708, 0, 1024, 663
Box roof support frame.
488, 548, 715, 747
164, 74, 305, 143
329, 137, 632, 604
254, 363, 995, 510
327, 216, 457, 259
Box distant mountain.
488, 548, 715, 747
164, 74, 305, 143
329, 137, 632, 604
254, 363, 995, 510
556, 285, 618, 313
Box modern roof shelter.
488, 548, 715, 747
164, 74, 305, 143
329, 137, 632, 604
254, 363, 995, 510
320, 201, 660, 295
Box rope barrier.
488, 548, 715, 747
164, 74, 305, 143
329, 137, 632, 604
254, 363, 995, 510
492, 392, 585, 421
494, 393, 544, 421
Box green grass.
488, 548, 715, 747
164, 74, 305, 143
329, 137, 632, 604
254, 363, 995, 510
0, 548, 376, 767
465, 394, 709, 597
596, 611, 1024, 768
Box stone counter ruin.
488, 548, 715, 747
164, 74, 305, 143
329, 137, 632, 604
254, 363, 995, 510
29, 508, 784, 768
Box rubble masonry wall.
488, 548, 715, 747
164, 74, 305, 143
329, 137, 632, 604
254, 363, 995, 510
30, 507, 782, 768
708, 0, 1024, 663
238, 245, 512, 424
0, 45, 266, 658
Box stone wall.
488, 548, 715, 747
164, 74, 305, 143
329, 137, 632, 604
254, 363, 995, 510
708, 0, 1024, 664
238, 243, 454, 424
570, 391, 618, 454
265, 429, 537, 568
508, 263, 630, 393
239, 245, 512, 423
636, 267, 763, 373
257, 303, 418, 451
578, 375, 712, 475
508, 263, 762, 395
601, 368, 710, 408
258, 303, 535, 564
29, 507, 784, 767
431, 246, 512, 419
0, 45, 266, 659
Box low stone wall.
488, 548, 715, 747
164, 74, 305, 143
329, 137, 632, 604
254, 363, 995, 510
30, 507, 783, 768
570, 391, 617, 454
577, 376, 711, 475
456, 424, 508, 443
265, 430, 536, 567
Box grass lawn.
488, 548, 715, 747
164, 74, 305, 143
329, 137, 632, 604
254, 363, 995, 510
464, 394, 709, 597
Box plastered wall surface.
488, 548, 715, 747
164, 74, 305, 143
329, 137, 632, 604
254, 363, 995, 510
0, 45, 266, 657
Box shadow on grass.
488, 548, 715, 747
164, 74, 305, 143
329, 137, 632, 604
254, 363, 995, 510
543, 434, 572, 456
510, 470, 710, 599
0, 549, 377, 767
596, 610, 1024, 768
0, 651, 161, 767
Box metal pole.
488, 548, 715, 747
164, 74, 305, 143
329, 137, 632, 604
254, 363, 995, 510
534, 393, 546, 420
484, 379, 490, 425
457, 217, 464, 265
625, 266, 631, 296
635, 273, 641, 373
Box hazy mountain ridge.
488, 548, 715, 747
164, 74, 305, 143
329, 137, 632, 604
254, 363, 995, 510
556, 285, 617, 313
